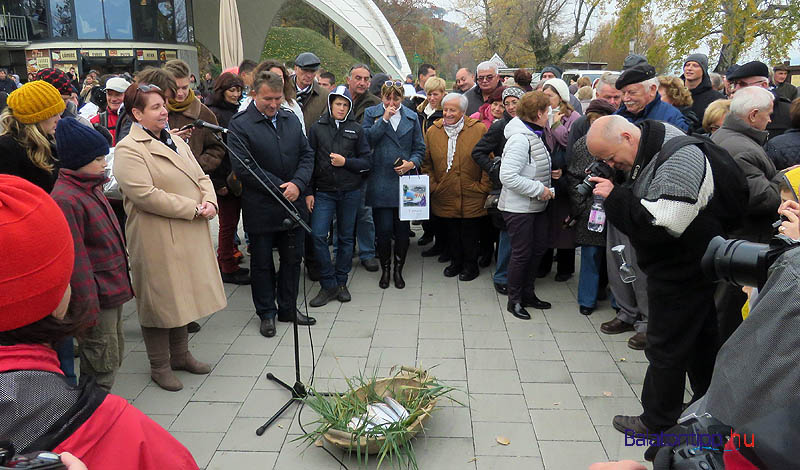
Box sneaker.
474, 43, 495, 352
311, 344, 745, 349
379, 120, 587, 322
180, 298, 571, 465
337, 285, 352, 302
309, 287, 339, 308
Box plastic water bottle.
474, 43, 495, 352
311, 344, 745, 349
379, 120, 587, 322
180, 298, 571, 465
587, 195, 606, 233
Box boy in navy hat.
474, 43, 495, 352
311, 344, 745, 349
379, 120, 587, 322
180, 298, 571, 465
50, 117, 133, 391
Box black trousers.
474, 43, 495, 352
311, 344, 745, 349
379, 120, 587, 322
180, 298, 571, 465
503, 211, 549, 304
640, 276, 719, 431
538, 248, 576, 275
479, 215, 497, 257
250, 228, 304, 320
373, 207, 410, 255
442, 217, 480, 272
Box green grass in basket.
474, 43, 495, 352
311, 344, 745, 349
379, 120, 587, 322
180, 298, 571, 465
295, 367, 462, 470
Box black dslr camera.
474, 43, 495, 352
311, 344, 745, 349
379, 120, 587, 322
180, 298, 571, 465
702, 232, 800, 289
0, 442, 65, 469
575, 160, 615, 199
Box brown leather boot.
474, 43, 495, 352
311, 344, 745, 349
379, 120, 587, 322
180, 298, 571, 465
141, 326, 183, 391
169, 325, 211, 374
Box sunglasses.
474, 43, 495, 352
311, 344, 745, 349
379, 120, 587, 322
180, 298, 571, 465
384, 80, 403, 88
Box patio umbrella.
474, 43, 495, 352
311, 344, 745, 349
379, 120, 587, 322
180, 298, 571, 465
219, 0, 244, 70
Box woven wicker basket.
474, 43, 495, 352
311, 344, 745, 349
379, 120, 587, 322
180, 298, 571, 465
322, 367, 437, 454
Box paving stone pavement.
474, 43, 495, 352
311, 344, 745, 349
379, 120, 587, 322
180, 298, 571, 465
111, 229, 657, 470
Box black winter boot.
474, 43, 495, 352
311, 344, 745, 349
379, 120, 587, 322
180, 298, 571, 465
378, 242, 392, 289
393, 240, 409, 289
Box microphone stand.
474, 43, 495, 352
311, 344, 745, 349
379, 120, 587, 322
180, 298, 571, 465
209, 129, 329, 437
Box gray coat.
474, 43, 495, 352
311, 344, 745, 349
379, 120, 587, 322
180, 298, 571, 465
362, 103, 425, 208
711, 113, 782, 242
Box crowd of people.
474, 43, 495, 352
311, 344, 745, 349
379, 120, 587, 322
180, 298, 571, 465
1, 47, 800, 469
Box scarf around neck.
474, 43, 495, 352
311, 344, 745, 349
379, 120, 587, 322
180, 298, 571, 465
167, 89, 196, 113
443, 117, 465, 172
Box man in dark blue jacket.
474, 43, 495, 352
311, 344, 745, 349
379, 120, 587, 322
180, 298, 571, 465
615, 63, 689, 132
228, 71, 316, 337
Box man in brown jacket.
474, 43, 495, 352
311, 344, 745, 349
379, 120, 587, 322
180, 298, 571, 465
163, 60, 227, 180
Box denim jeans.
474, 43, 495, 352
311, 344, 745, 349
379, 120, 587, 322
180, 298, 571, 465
56, 336, 77, 385
333, 189, 375, 261
493, 230, 510, 284
577, 245, 604, 308
312, 190, 361, 289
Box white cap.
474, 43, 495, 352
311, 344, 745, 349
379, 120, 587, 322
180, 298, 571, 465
105, 76, 131, 93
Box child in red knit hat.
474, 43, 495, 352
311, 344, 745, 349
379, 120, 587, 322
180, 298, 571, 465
0, 174, 198, 470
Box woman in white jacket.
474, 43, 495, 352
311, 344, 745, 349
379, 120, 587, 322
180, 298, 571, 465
499, 91, 555, 319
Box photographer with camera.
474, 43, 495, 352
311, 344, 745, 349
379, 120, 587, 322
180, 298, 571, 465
586, 115, 728, 437
0, 175, 198, 470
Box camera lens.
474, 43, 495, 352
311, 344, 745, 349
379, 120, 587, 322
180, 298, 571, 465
702, 236, 769, 287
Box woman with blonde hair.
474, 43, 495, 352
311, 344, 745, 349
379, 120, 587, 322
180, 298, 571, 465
0, 80, 64, 192
702, 98, 731, 134
417, 76, 446, 134
658, 75, 700, 132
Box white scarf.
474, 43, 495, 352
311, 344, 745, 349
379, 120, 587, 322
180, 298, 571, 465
443, 117, 464, 172
424, 102, 437, 118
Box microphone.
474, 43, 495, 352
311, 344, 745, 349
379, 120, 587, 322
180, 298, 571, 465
193, 119, 228, 133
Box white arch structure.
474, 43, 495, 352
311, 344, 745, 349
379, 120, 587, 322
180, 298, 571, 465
194, 0, 411, 78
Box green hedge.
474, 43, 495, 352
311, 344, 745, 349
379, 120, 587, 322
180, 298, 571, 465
262, 27, 360, 83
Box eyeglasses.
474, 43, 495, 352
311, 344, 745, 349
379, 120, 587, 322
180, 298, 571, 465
384, 80, 403, 88
477, 74, 495, 82
733, 79, 768, 89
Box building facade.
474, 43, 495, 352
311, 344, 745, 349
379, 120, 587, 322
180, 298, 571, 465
0, 0, 198, 80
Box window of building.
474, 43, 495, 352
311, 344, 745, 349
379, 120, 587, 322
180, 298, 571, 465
47, 0, 73, 38
9, 0, 51, 40
104, 0, 133, 39
173, 0, 187, 42
130, 0, 174, 42
74, 0, 103, 38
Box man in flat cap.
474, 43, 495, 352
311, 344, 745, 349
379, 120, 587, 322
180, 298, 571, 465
293, 52, 331, 282
773, 63, 798, 102
614, 63, 689, 132
727, 60, 792, 139
293, 52, 330, 132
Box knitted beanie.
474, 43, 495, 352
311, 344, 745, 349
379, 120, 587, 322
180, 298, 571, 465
6, 81, 65, 124
502, 86, 525, 102
55, 117, 110, 170
0, 175, 74, 332
543, 78, 570, 103
684, 53, 709, 76
36, 68, 73, 96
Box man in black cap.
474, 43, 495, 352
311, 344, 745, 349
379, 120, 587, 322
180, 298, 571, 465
682, 53, 725, 122
614, 63, 688, 132
727, 60, 792, 139
293, 52, 330, 132
773, 63, 798, 102
722, 64, 739, 97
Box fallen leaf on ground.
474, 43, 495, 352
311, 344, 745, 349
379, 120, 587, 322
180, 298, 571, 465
553, 402, 560, 406
314, 439, 324, 447
277, 424, 284, 429
496, 436, 511, 446
603, 391, 613, 397
467, 458, 477, 463
619, 357, 627, 362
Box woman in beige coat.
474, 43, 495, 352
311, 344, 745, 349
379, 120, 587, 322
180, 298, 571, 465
114, 83, 226, 391
421, 93, 490, 282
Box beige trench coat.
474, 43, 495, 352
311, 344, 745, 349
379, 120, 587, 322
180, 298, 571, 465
114, 124, 227, 328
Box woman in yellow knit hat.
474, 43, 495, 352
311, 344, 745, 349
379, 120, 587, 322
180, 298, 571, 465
0, 80, 65, 192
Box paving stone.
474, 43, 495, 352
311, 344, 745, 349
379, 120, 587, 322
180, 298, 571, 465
207, 451, 280, 470
211, 354, 269, 377
583, 397, 644, 426
530, 409, 599, 441
475, 456, 544, 470
171, 401, 240, 432
465, 348, 517, 370
470, 393, 530, 422
510, 340, 562, 361
170, 431, 224, 468
418, 339, 465, 358
472, 422, 540, 456
464, 330, 511, 349
468, 369, 523, 394
553, 331, 607, 351
572, 372, 636, 398
538, 441, 608, 470
218, 417, 291, 452
516, 360, 571, 383
193, 376, 257, 402
522, 383, 584, 410
562, 350, 620, 373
